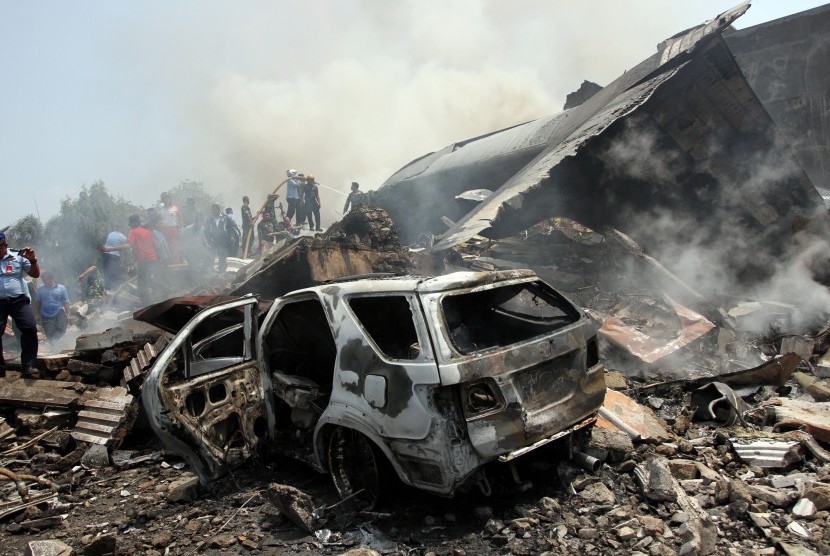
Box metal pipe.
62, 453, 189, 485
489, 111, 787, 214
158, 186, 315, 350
598, 406, 644, 441
571, 451, 602, 473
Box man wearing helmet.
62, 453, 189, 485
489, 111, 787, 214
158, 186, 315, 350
285, 169, 302, 226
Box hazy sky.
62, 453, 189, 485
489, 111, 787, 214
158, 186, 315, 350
1, 1, 827, 228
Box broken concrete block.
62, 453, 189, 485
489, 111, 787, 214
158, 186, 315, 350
604, 371, 628, 390
167, 473, 200, 502
266, 482, 317, 533
584, 427, 634, 462
777, 542, 821, 556
25, 540, 73, 556
82, 533, 117, 555
747, 484, 798, 508
668, 460, 699, 480
578, 482, 616, 505
617, 526, 637, 540
80, 444, 109, 469
792, 498, 817, 517
803, 484, 830, 511
635, 457, 677, 502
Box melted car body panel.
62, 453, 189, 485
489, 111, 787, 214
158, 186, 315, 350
144, 270, 605, 495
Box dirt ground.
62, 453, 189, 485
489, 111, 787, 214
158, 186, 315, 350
3, 404, 830, 556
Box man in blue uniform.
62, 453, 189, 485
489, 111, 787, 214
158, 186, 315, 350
0, 232, 41, 376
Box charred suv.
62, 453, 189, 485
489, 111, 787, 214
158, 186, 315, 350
142, 270, 606, 502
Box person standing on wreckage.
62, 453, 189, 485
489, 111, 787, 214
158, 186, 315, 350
285, 169, 302, 226
304, 174, 322, 231
0, 232, 41, 377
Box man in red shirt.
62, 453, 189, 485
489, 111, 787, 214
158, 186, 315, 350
101, 215, 159, 304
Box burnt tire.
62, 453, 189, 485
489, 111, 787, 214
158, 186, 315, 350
327, 427, 387, 509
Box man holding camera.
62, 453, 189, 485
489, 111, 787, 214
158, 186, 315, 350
0, 232, 40, 377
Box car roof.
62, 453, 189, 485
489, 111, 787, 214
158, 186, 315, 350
279, 269, 538, 299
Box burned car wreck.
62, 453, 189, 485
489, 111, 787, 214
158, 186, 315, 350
140, 269, 605, 503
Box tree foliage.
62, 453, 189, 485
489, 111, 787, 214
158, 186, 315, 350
42, 181, 143, 280
5, 214, 44, 248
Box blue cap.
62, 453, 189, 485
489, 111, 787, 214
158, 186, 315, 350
0, 232, 6, 244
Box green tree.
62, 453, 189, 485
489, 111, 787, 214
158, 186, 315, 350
42, 181, 142, 282
5, 214, 44, 248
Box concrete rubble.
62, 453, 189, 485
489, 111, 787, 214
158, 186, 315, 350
2, 4, 830, 556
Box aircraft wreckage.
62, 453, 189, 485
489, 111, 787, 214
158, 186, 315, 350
372, 2, 829, 293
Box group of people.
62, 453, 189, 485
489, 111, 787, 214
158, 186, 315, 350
0, 177, 370, 375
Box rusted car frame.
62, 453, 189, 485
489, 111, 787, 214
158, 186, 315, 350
142, 270, 606, 502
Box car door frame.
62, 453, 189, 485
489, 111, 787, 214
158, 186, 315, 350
142, 296, 277, 484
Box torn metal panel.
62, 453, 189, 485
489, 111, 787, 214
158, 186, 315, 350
725, 4, 830, 193
690, 382, 749, 426
596, 298, 715, 364
729, 438, 804, 468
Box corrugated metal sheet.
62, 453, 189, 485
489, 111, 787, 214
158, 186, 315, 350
729, 438, 803, 468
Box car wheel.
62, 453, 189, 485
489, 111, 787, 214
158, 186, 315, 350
327, 427, 385, 509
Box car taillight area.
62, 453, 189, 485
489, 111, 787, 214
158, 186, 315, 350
441, 280, 580, 355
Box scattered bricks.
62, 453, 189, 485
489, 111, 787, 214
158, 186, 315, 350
669, 460, 699, 481
579, 482, 616, 505
617, 526, 637, 541
210, 535, 238, 549
747, 484, 798, 508
639, 515, 665, 536
167, 473, 200, 503
240, 539, 259, 551
578, 528, 599, 540
803, 484, 830, 511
